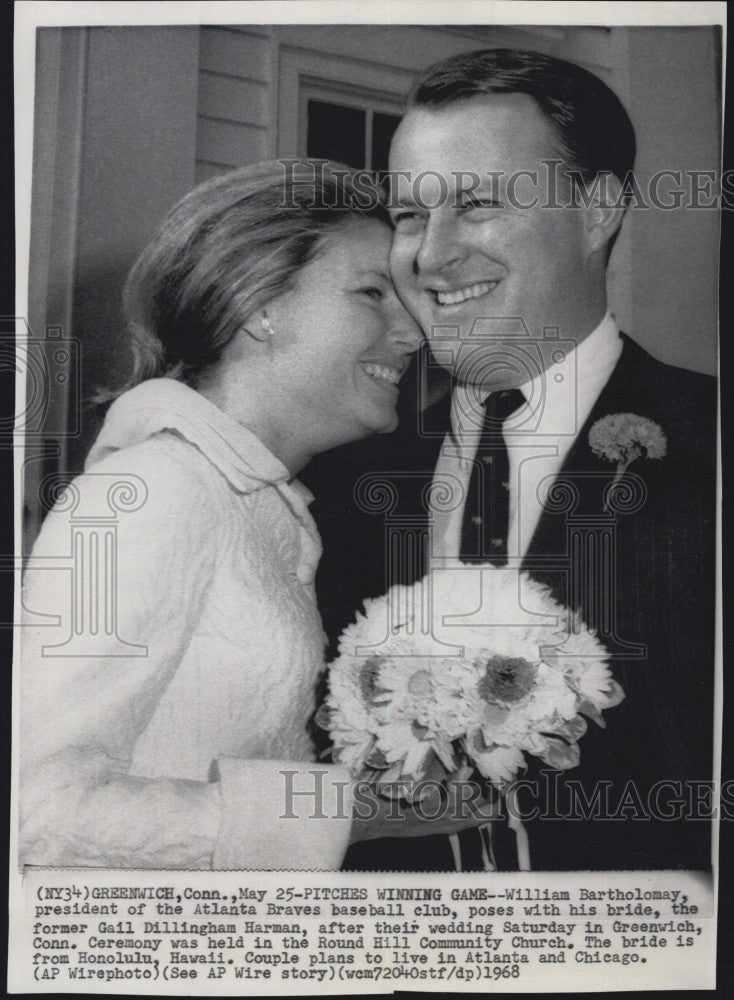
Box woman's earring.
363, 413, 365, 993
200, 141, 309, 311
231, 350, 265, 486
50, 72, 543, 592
261, 314, 273, 337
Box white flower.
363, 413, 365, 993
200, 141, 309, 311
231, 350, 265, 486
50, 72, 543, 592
465, 737, 526, 784
378, 720, 436, 780
323, 564, 624, 790
540, 615, 621, 712
589, 413, 667, 469
374, 656, 478, 738
323, 654, 384, 775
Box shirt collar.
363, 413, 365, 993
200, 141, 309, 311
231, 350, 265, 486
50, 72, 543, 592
449, 312, 622, 458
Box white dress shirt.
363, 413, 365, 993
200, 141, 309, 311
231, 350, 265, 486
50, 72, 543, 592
430, 314, 623, 563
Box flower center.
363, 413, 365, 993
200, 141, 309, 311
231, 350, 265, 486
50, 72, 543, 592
477, 655, 537, 705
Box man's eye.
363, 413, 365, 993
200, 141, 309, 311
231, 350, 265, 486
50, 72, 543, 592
361, 287, 384, 301
391, 210, 424, 231
463, 197, 503, 211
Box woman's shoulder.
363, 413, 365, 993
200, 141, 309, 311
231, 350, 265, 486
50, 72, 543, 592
85, 431, 222, 504
33, 433, 224, 559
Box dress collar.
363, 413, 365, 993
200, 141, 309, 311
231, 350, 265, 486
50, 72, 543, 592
86, 378, 301, 496
87, 378, 321, 582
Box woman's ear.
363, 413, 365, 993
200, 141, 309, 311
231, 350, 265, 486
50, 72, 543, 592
243, 310, 274, 343
582, 172, 627, 256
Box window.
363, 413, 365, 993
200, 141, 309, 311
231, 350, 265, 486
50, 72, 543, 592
300, 84, 403, 172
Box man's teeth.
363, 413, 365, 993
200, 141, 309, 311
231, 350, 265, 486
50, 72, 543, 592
435, 280, 498, 305
362, 362, 401, 385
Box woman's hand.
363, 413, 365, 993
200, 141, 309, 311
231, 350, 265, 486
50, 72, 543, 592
348, 765, 500, 844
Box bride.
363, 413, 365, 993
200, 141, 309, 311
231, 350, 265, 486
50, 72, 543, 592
19, 161, 492, 870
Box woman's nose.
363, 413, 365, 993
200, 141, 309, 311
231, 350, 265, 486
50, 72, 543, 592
388, 304, 423, 353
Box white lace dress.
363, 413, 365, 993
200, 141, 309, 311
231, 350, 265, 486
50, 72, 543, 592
20, 379, 352, 869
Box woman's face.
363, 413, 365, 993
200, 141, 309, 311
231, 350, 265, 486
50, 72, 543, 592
266, 217, 423, 456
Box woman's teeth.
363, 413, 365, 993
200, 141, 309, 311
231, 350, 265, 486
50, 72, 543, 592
435, 280, 498, 305
362, 362, 401, 385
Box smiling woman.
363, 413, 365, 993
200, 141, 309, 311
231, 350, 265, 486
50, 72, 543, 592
18, 160, 433, 871
251, 216, 421, 465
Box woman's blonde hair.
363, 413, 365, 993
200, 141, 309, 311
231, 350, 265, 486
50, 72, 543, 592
105, 160, 389, 398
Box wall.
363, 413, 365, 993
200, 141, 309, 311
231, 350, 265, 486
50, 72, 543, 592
624, 26, 720, 375
194, 24, 720, 375
68, 26, 200, 469
193, 23, 571, 181
28, 22, 720, 494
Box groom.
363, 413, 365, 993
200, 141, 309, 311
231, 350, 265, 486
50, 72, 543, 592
304, 48, 716, 871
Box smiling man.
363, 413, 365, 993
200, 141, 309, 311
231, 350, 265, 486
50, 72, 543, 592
305, 48, 717, 873
388, 91, 614, 389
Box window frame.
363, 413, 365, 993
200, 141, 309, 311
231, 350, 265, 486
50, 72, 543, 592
276, 45, 412, 160
300, 81, 404, 170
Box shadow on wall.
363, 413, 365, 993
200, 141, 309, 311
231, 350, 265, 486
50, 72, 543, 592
67, 260, 138, 473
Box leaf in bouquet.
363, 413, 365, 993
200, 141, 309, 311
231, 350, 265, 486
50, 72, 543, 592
377, 781, 410, 800
552, 715, 588, 742
433, 736, 458, 773
577, 699, 606, 728
466, 728, 489, 753
403, 741, 436, 780
364, 745, 392, 770
377, 761, 417, 798
538, 735, 581, 770
403, 778, 444, 805
603, 679, 626, 708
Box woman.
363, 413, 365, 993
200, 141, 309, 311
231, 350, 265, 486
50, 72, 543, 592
20, 161, 432, 870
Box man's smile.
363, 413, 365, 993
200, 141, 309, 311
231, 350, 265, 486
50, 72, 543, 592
431, 279, 501, 306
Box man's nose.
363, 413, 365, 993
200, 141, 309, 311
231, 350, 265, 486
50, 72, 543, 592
415, 213, 462, 275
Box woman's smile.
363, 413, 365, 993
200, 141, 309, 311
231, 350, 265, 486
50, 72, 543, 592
263, 216, 422, 462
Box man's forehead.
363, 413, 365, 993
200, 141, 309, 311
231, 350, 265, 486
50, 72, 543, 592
390, 92, 559, 167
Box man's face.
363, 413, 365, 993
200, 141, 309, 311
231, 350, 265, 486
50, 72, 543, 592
388, 94, 604, 390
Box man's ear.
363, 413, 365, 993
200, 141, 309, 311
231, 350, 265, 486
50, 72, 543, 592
582, 172, 626, 255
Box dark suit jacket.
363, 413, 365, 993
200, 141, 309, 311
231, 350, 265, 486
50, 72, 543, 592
303, 335, 717, 870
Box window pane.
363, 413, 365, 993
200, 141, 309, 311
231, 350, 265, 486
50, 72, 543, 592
371, 111, 402, 174
307, 100, 366, 169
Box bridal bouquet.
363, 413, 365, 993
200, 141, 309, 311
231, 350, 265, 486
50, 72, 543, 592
318, 565, 624, 805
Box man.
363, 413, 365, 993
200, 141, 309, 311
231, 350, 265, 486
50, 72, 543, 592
304, 49, 716, 871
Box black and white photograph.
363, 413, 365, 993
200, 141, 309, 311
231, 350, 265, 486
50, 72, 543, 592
9, 1, 724, 993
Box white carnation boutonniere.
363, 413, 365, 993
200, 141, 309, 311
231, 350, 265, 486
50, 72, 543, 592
588, 413, 667, 488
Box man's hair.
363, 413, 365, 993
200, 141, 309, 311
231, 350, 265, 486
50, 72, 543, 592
408, 47, 636, 198
103, 160, 388, 400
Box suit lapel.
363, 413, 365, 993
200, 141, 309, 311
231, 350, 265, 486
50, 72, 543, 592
523, 333, 658, 567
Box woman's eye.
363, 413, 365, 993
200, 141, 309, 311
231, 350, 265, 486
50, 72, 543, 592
361, 287, 384, 301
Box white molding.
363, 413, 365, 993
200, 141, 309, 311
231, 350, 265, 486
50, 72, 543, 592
276, 45, 413, 157
23, 27, 87, 550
